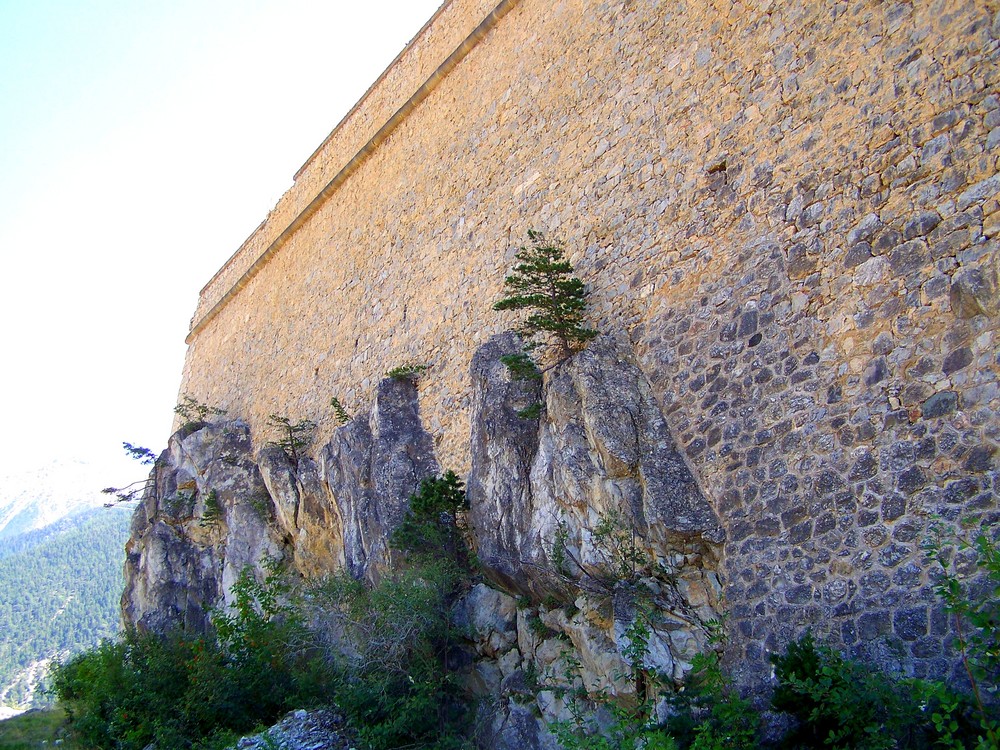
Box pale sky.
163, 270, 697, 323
0, 0, 443, 488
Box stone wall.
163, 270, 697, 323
177, 0, 1000, 685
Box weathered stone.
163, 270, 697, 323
122, 420, 287, 634
897, 466, 927, 495
903, 211, 941, 239
942, 347, 973, 374
844, 243, 873, 268
921, 391, 959, 419
951, 260, 1000, 318
863, 358, 889, 387
965, 445, 997, 472
854, 256, 890, 285
957, 175, 1000, 210
888, 240, 931, 275
848, 213, 883, 245
467, 333, 543, 593
322, 376, 438, 581
236, 709, 353, 750
893, 607, 928, 641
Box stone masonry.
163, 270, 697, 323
175, 0, 1000, 687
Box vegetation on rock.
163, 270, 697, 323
174, 394, 226, 430
266, 414, 317, 468
307, 471, 474, 750
494, 229, 597, 359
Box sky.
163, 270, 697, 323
0, 0, 443, 489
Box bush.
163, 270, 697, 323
305, 471, 474, 750
52, 566, 327, 750
769, 631, 926, 749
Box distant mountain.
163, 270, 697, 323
0, 459, 135, 539
0, 505, 133, 711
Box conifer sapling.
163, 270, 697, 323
494, 230, 597, 385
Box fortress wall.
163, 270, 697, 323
191, 0, 498, 328
180, 0, 1000, 680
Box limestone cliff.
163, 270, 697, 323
123, 334, 724, 746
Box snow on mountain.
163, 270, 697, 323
0, 457, 140, 539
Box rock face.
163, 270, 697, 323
322, 376, 439, 581
234, 709, 353, 750
463, 335, 724, 741
125, 377, 441, 631
122, 421, 287, 634
124, 337, 722, 747
470, 335, 721, 595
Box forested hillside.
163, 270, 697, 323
0, 507, 131, 709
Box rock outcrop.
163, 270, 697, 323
321, 376, 439, 581
124, 335, 725, 747
234, 709, 354, 750
122, 421, 287, 634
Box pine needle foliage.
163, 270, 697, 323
174, 395, 226, 429
494, 229, 597, 359
266, 415, 316, 468
330, 397, 351, 425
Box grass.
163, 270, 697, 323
0, 707, 85, 749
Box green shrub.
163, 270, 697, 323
306, 471, 474, 750
330, 396, 351, 425
309, 562, 470, 750
385, 362, 429, 380
174, 394, 226, 429
51, 565, 326, 750
660, 620, 757, 750
770, 631, 945, 750
923, 520, 1000, 749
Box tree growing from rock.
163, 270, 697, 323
266, 415, 316, 468
494, 229, 597, 362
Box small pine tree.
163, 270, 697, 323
198, 489, 223, 528
174, 394, 226, 428
330, 397, 351, 425
266, 414, 316, 468
494, 229, 597, 360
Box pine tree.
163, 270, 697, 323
494, 229, 597, 360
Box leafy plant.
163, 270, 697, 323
122, 442, 157, 465
52, 564, 324, 750
391, 471, 469, 567
174, 394, 226, 429
101, 442, 160, 503
516, 402, 543, 420
330, 396, 351, 425
494, 229, 597, 360
499, 351, 542, 381
306, 471, 474, 750
551, 595, 678, 750
663, 618, 758, 750
923, 520, 1000, 748
770, 631, 928, 750
549, 511, 651, 595
385, 363, 429, 380
266, 414, 317, 468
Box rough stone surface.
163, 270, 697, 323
136, 0, 999, 714
122, 421, 287, 634
233, 709, 354, 750
468, 332, 543, 593
470, 335, 721, 602
322, 376, 439, 581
